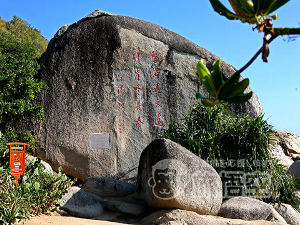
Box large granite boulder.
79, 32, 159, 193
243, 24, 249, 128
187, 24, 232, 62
25, 155, 53, 174
273, 203, 300, 225
105, 199, 146, 217
82, 176, 135, 198
218, 197, 286, 223
275, 130, 300, 159
59, 186, 104, 218
35, 10, 262, 181
288, 161, 300, 181
141, 209, 287, 225
136, 138, 222, 215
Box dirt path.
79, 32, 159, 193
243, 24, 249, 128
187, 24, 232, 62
20, 213, 134, 225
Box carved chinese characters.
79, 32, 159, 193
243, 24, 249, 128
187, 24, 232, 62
133, 52, 144, 129
116, 73, 125, 133
114, 49, 166, 134
151, 50, 163, 128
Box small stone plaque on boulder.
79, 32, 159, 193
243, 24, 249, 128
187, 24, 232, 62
90, 133, 110, 150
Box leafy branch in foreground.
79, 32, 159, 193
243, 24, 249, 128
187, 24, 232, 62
196, 59, 252, 107
209, 0, 289, 25
198, 0, 300, 106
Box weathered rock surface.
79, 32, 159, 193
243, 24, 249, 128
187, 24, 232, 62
105, 199, 146, 216
275, 130, 300, 155
270, 144, 294, 167
218, 197, 286, 223
288, 161, 300, 181
274, 203, 300, 225
82, 177, 135, 197
136, 138, 222, 216
59, 186, 104, 218
141, 209, 287, 225
35, 9, 262, 181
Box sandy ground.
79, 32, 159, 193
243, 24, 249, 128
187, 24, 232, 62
20, 213, 134, 225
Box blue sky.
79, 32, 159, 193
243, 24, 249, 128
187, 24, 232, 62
1, 0, 299, 135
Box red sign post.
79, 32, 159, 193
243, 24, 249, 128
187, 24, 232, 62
7, 142, 29, 186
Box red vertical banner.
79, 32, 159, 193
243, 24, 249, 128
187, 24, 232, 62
7, 142, 29, 186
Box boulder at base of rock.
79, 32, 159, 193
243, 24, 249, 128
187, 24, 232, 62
35, 9, 262, 181
105, 199, 146, 216
82, 176, 135, 197
136, 138, 222, 216
288, 161, 300, 181
218, 197, 286, 223
141, 209, 287, 225
25, 155, 53, 174
274, 203, 300, 225
59, 186, 104, 218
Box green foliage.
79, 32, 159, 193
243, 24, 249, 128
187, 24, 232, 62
161, 103, 270, 162
1, 16, 48, 55
196, 59, 253, 106
161, 102, 300, 207
0, 16, 73, 225
0, 111, 74, 225
204, 1, 298, 104
0, 24, 48, 131
0, 15, 48, 158
268, 161, 300, 208
0, 130, 75, 224
0, 128, 37, 168
209, 0, 290, 25
0, 160, 75, 225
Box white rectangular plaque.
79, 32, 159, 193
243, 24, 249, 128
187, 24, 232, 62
90, 133, 110, 150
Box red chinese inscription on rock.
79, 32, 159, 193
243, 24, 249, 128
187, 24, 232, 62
136, 116, 143, 129
153, 83, 162, 94
152, 67, 160, 78
135, 68, 140, 80
151, 50, 159, 64
154, 113, 163, 127
133, 52, 142, 65
135, 100, 142, 112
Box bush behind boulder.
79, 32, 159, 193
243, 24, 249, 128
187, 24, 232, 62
161, 103, 300, 208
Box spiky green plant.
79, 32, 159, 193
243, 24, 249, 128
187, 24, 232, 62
161, 103, 300, 207
196, 59, 252, 107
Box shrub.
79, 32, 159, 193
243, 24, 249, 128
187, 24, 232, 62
0, 26, 48, 132
0, 128, 37, 168
0, 159, 75, 225
161, 102, 300, 208
0, 16, 74, 225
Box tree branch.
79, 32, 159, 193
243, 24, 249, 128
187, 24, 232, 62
274, 27, 300, 36
237, 35, 278, 75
